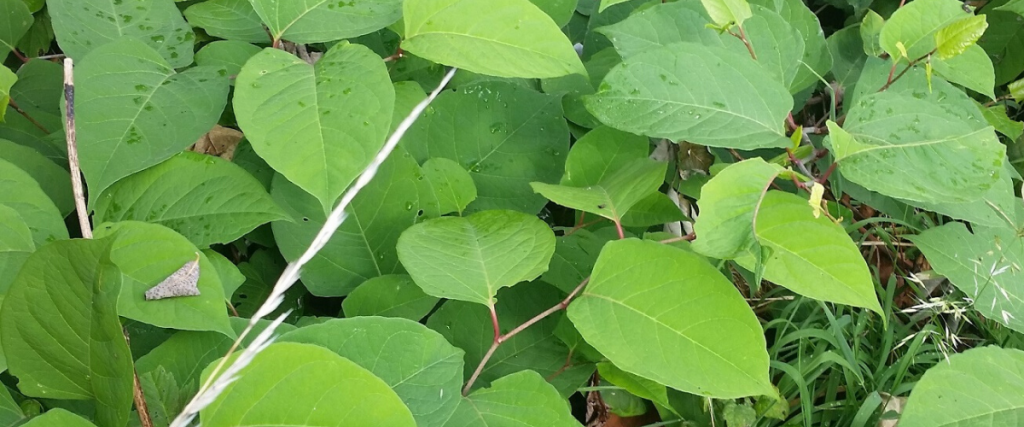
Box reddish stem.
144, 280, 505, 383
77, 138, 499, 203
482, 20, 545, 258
818, 162, 838, 184
735, 25, 757, 60
488, 304, 500, 341
613, 220, 625, 239
11, 49, 28, 63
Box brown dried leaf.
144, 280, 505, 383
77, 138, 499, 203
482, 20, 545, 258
189, 125, 243, 160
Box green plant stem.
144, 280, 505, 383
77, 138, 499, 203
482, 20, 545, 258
462, 277, 591, 395
878, 50, 935, 92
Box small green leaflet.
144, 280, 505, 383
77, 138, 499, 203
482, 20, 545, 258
700, 0, 753, 27
878, 0, 967, 60
934, 14, 988, 59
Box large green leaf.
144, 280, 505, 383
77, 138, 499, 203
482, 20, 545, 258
403, 0, 586, 78
272, 148, 421, 297
0, 204, 32, 294
93, 152, 287, 248
427, 282, 593, 396
931, 44, 996, 100
567, 238, 772, 398
0, 0, 32, 60
0, 158, 68, 246
405, 81, 569, 214
0, 238, 133, 427
736, 191, 883, 314
444, 370, 581, 427
0, 139, 72, 217
20, 409, 96, 427
910, 221, 1024, 334
341, 275, 440, 321
397, 210, 555, 305
828, 76, 1004, 204
585, 43, 793, 149
280, 317, 465, 427
900, 346, 1024, 426
199, 342, 416, 427
596, 1, 725, 59
560, 126, 649, 187
235, 42, 394, 213
532, 159, 666, 222
692, 158, 783, 259
183, 0, 270, 43
879, 0, 967, 60
94, 221, 233, 336
195, 41, 263, 85
749, 0, 833, 93
48, 0, 195, 67
979, 10, 1024, 85
76, 38, 229, 203
249, 0, 402, 44
742, 5, 806, 90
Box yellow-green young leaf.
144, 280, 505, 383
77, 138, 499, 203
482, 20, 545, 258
860, 10, 885, 57
568, 239, 772, 398
701, 0, 753, 26
403, 0, 586, 78
249, 0, 402, 44
899, 346, 1024, 427
397, 210, 556, 305
1010, 77, 1024, 102
736, 191, 883, 315
934, 14, 988, 59
0, 67, 14, 122
879, 0, 966, 60
200, 342, 416, 427
279, 318, 465, 427
234, 42, 394, 213
0, 239, 134, 427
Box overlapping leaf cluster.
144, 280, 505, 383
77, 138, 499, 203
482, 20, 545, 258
0, 0, 1023, 425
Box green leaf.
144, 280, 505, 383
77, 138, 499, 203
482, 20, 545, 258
0, 0, 32, 60
899, 346, 1024, 426
419, 157, 477, 217
561, 126, 649, 187
1011, 77, 1024, 102
0, 158, 68, 246
735, 191, 883, 314
541, 228, 615, 294
203, 248, 245, 298
692, 158, 783, 259
48, 0, 195, 67
427, 282, 592, 395
910, 222, 1024, 333
931, 44, 996, 100
232, 250, 306, 320
532, 0, 578, 26
532, 159, 666, 222
0, 238, 133, 427
0, 382, 26, 426
234, 42, 394, 213
596, 1, 725, 59
138, 366, 188, 427
0, 139, 73, 216
403, 0, 586, 78
444, 370, 581, 427
749, 0, 832, 93
342, 275, 440, 321
860, 10, 885, 57
981, 103, 1023, 141
195, 41, 262, 86
996, 0, 1024, 16
585, 43, 793, 149
828, 79, 1004, 204
405, 82, 569, 214
568, 239, 772, 398
20, 409, 97, 427
700, 0, 752, 27
397, 210, 555, 305
978, 10, 1024, 85
935, 14, 988, 59
619, 192, 688, 227
15, 11, 52, 57
7, 60, 64, 148
94, 221, 234, 336
279, 317, 465, 427
183, 0, 270, 43
597, 362, 672, 411
200, 342, 417, 427
879, 0, 967, 60
598, 0, 631, 13
76, 38, 229, 203
93, 152, 287, 248
0, 204, 32, 294
742, 5, 806, 90
272, 148, 421, 297
0, 67, 15, 123
249, 0, 402, 44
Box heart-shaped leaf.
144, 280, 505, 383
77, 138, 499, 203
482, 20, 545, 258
48, 0, 195, 67
532, 159, 667, 223
235, 42, 394, 213
397, 210, 555, 305
692, 158, 783, 259
75, 38, 229, 203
